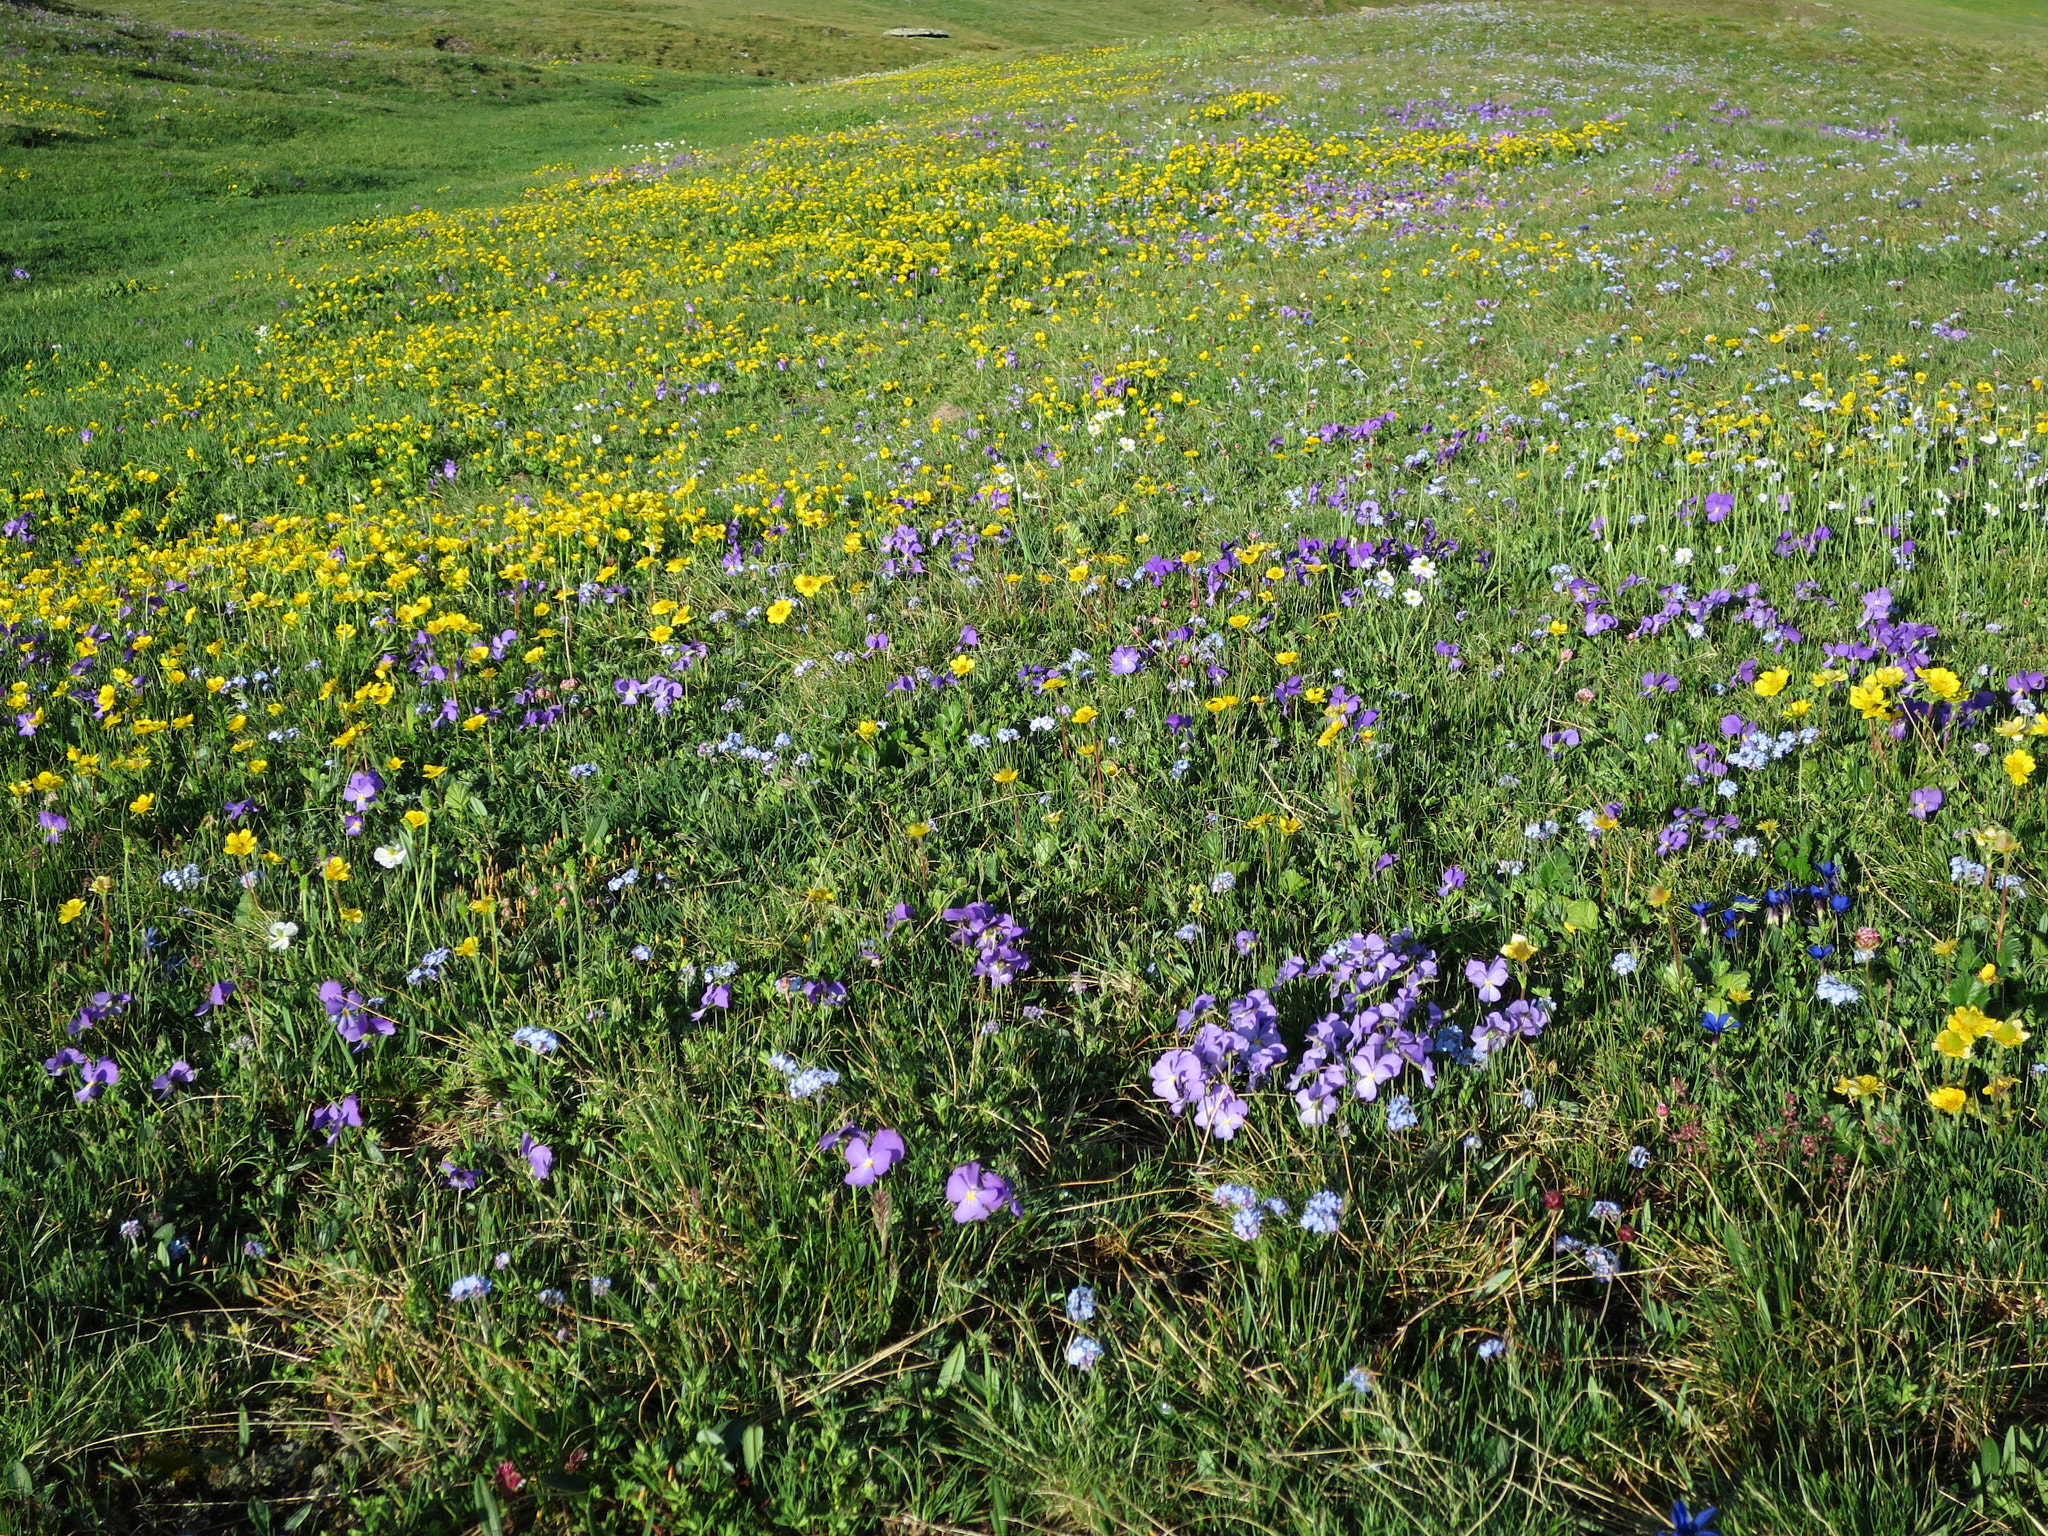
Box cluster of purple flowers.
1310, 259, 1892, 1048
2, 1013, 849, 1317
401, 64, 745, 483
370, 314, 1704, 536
942, 902, 1031, 987
68, 989, 133, 1038
44, 1048, 119, 1103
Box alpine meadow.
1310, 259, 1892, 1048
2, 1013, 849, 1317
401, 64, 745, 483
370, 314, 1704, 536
7, 0, 2048, 1530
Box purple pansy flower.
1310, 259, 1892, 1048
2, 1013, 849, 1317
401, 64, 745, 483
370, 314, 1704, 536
1465, 957, 1508, 1002
75, 1056, 120, 1103
311, 1093, 362, 1146
341, 771, 384, 811
520, 1132, 554, 1181
945, 1162, 1019, 1222
320, 980, 394, 1050
843, 1128, 905, 1186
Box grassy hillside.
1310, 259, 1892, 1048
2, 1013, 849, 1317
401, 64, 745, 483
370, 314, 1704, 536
5, 0, 2048, 1532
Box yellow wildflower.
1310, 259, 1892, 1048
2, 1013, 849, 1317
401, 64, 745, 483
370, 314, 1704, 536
1915, 667, 1962, 701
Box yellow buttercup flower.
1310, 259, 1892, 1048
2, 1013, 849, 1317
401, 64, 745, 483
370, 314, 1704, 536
1501, 933, 1538, 963
1915, 667, 1962, 701
905, 821, 930, 838
469, 897, 496, 916
321, 856, 351, 884
1753, 668, 1790, 698
454, 936, 479, 957
57, 897, 88, 925
949, 656, 976, 677
405, 809, 428, 829
1928, 1085, 1969, 1115
792, 574, 832, 599
992, 769, 1019, 785
224, 829, 258, 857
1988, 1017, 2031, 1049
128, 793, 155, 815
1833, 1074, 1886, 1100
766, 599, 795, 625
2004, 749, 2036, 786
1071, 706, 1098, 725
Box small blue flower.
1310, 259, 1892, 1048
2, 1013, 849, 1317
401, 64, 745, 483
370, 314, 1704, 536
1700, 1010, 1738, 1036
1300, 1189, 1344, 1235
1667, 1499, 1721, 1536
1341, 1366, 1374, 1395
1384, 1094, 1419, 1132
449, 1274, 492, 1302
1065, 1336, 1103, 1370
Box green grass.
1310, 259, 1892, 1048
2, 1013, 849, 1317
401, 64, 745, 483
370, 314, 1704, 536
3, 0, 2048, 1531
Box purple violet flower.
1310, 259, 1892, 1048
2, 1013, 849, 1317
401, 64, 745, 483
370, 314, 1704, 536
311, 1093, 362, 1146
1465, 957, 1508, 1002
520, 1132, 554, 1181
843, 1128, 905, 1186
341, 770, 385, 811
320, 980, 394, 1051
945, 1162, 1019, 1222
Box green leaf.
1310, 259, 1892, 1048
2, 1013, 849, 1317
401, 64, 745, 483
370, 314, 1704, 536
741, 1422, 765, 1475
937, 1341, 968, 1391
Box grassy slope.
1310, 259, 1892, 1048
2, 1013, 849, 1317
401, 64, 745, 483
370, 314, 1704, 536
80, 0, 1380, 75
3, 0, 2048, 1532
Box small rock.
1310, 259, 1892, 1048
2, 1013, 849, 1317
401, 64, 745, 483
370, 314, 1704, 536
884, 27, 950, 37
